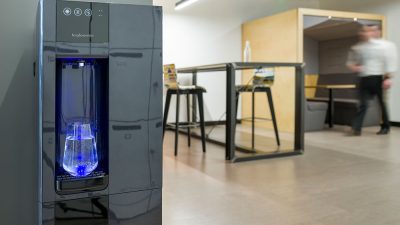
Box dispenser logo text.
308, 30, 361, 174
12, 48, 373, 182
72, 33, 94, 38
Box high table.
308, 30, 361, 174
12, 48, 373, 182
305, 85, 357, 128
177, 62, 305, 163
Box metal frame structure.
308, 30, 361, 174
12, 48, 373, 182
177, 62, 305, 163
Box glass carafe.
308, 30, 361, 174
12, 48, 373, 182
63, 122, 99, 177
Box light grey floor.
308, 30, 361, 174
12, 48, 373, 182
163, 125, 400, 225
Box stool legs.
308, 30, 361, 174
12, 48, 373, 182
251, 91, 255, 150
163, 91, 172, 139
163, 90, 207, 156
235, 92, 240, 136
186, 94, 191, 147
266, 89, 280, 146
197, 92, 206, 153
175, 93, 181, 156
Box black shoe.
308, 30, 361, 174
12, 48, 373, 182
347, 130, 361, 136
377, 128, 390, 135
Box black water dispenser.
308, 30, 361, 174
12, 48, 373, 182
34, 0, 163, 224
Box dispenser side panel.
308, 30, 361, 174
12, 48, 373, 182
41, 45, 57, 203
108, 120, 151, 194
153, 7, 162, 49
109, 5, 155, 49
108, 4, 159, 196
108, 49, 152, 122
148, 119, 163, 188
43, 0, 56, 42
149, 49, 163, 120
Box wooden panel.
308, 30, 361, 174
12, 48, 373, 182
242, 10, 299, 132
304, 21, 360, 41
242, 9, 300, 63
305, 74, 318, 98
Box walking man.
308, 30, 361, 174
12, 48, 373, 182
347, 25, 397, 135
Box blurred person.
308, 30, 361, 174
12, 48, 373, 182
347, 25, 397, 136
370, 25, 398, 89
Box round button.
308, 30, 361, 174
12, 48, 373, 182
63, 7, 71, 16
84, 9, 92, 17
74, 8, 82, 16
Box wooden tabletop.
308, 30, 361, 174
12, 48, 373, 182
177, 62, 304, 74
305, 84, 356, 89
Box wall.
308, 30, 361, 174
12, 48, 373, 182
0, 0, 39, 223
155, 0, 320, 123
161, 14, 243, 122
320, 0, 400, 122
304, 36, 319, 74
319, 37, 358, 74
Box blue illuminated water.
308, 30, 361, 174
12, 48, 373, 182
62, 123, 98, 177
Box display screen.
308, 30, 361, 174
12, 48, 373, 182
57, 1, 109, 43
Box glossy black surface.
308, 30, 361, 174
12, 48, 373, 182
54, 196, 108, 224
42, 189, 161, 225
108, 4, 163, 195
57, 1, 109, 43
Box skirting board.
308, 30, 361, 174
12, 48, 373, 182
391, 122, 400, 127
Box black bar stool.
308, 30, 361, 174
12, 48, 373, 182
235, 84, 280, 149
163, 86, 207, 156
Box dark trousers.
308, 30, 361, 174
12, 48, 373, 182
352, 75, 390, 131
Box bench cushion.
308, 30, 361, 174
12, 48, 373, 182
307, 101, 328, 111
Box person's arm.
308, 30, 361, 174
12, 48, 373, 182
382, 41, 398, 89
384, 73, 392, 80
347, 48, 363, 73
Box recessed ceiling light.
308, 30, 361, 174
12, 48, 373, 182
175, 0, 199, 11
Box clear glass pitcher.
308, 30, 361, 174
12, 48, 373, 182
62, 122, 99, 177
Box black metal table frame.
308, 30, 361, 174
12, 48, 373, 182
177, 62, 305, 163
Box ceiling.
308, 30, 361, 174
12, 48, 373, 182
154, 0, 320, 21
304, 20, 361, 41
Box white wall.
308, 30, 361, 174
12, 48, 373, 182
320, 0, 400, 122
162, 14, 243, 122
155, 0, 320, 122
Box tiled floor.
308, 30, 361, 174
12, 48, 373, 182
162, 125, 400, 225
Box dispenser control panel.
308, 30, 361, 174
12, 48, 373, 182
57, 0, 109, 43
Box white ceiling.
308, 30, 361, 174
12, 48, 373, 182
154, 0, 320, 21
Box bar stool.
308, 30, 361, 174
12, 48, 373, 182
163, 65, 207, 156
235, 74, 280, 150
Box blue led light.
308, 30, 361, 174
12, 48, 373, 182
59, 58, 97, 67
62, 122, 98, 177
